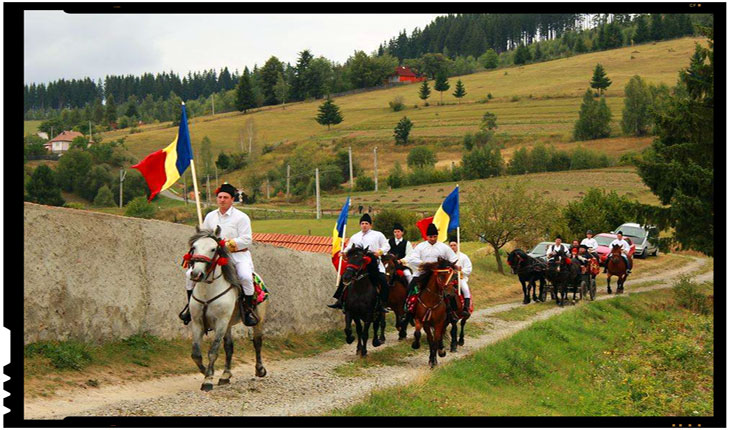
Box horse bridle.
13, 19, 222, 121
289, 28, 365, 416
184, 237, 227, 284
342, 255, 372, 286
417, 267, 457, 322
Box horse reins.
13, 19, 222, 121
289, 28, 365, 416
418, 268, 455, 322
190, 285, 237, 332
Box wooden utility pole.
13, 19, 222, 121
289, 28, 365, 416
206, 175, 211, 205
215, 165, 218, 189
373, 146, 378, 192
212, 93, 215, 116
348, 146, 354, 189
266, 179, 270, 199
119, 169, 126, 208
286, 164, 291, 200
315, 168, 321, 219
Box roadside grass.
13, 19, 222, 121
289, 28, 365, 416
332, 278, 714, 416
24, 328, 344, 399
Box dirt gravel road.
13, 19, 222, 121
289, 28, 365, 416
24, 257, 711, 419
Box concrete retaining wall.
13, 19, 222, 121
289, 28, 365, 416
23, 203, 341, 344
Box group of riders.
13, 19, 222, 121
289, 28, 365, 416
327, 213, 473, 324
546, 230, 633, 274
177, 181, 633, 329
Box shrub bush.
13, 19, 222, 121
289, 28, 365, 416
673, 277, 712, 315
373, 208, 422, 242
354, 175, 375, 192
389, 96, 406, 112
24, 340, 93, 370
404, 167, 454, 186
93, 185, 116, 207
125, 196, 156, 219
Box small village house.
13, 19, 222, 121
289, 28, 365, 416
386, 66, 426, 84
44, 130, 92, 154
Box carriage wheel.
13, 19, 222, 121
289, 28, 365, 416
580, 280, 587, 301
590, 278, 596, 301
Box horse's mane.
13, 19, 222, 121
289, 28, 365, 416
418, 257, 457, 289
188, 229, 241, 288
346, 243, 376, 259
510, 248, 545, 272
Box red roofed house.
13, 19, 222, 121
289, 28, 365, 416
386, 66, 426, 84
44, 130, 85, 154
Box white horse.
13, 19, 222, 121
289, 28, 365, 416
186, 226, 268, 391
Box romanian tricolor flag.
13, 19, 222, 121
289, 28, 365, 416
131, 104, 194, 201
417, 186, 459, 241
331, 197, 350, 273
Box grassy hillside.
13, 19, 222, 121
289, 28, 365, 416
102, 37, 702, 183
24, 120, 43, 136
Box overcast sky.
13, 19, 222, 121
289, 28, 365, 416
24, 12, 444, 84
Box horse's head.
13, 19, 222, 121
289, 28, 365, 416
421, 258, 458, 295
380, 253, 397, 280
342, 244, 373, 286
610, 244, 623, 259
507, 249, 528, 275
186, 225, 230, 282
548, 248, 568, 273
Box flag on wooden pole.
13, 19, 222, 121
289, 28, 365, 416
332, 197, 350, 276
416, 185, 459, 241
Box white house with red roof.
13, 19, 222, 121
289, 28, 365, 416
44, 131, 86, 154
386, 66, 426, 84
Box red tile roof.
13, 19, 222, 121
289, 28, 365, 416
48, 130, 84, 143
394, 66, 417, 77
252, 233, 347, 254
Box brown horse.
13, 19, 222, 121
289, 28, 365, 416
606, 244, 629, 294
381, 254, 409, 340
411, 258, 457, 368
443, 279, 470, 353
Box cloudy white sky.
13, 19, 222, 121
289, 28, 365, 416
24, 12, 444, 84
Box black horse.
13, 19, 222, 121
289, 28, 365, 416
507, 249, 547, 304
341, 245, 384, 357
545, 248, 582, 307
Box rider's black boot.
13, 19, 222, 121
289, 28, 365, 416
461, 298, 472, 318
179, 290, 193, 325
448, 296, 459, 322
378, 273, 391, 313
242, 294, 259, 326
328, 282, 346, 309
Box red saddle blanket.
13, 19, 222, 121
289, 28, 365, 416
253, 272, 269, 305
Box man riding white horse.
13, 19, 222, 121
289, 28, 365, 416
180, 183, 258, 326
604, 230, 632, 274
328, 213, 391, 313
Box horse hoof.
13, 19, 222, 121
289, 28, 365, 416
458, 339, 464, 346
256, 367, 267, 378
438, 349, 446, 357
218, 378, 230, 386
411, 342, 420, 350
450, 346, 457, 353
201, 383, 213, 392
372, 339, 382, 347
346, 336, 355, 344
398, 334, 406, 341
380, 335, 386, 343
523, 298, 529, 304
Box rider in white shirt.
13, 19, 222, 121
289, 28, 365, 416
605, 231, 632, 274
580, 229, 599, 260
449, 240, 472, 318
328, 213, 391, 312
546, 235, 570, 259
180, 183, 258, 326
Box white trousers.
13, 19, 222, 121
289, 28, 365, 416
459, 278, 471, 299
402, 267, 413, 283
186, 261, 254, 295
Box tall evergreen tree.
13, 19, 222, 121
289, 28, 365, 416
513, 44, 531, 65
418, 80, 431, 105
104, 94, 117, 127
633, 14, 650, 43
235, 67, 256, 113
452, 79, 467, 103
636, 28, 714, 255
274, 72, 289, 109
433, 71, 450, 105
292, 49, 314, 100
260, 56, 284, 105
621, 75, 653, 136
650, 14, 665, 41
590, 63, 612, 95
315, 97, 343, 130
573, 89, 612, 140
482, 48, 499, 69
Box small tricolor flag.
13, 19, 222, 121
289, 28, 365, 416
331, 197, 350, 272
131, 104, 194, 201
417, 186, 459, 241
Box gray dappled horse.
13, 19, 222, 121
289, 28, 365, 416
187, 226, 267, 391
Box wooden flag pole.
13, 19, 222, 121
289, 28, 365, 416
184, 101, 204, 227
335, 224, 347, 288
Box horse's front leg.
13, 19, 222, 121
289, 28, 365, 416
344, 312, 355, 344
411, 317, 422, 350
190, 322, 206, 375
538, 278, 545, 302
458, 318, 466, 346
362, 320, 371, 356
424, 323, 437, 368
354, 318, 364, 356
436, 318, 446, 358
371, 314, 382, 347
218, 329, 234, 385
202, 326, 226, 391
253, 329, 267, 377
450, 318, 458, 352
379, 311, 386, 343
521, 280, 529, 304
607, 275, 613, 294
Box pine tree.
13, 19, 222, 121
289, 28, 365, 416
434, 71, 450, 105
573, 89, 612, 140
513, 44, 531, 65
452, 79, 467, 104
590, 63, 612, 95
633, 14, 650, 44
482, 48, 499, 69
274, 72, 289, 109
533, 43, 543, 61
574, 36, 588, 53
418, 80, 431, 105
104, 94, 117, 127
394, 116, 413, 145
650, 14, 665, 41
315, 97, 343, 130
235, 67, 256, 113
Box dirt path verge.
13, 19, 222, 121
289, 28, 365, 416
24, 257, 711, 419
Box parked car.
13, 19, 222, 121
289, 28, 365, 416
595, 233, 636, 263
527, 241, 553, 262
612, 223, 658, 258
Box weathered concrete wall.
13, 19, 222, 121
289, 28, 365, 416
23, 203, 341, 344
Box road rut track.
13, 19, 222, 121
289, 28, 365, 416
24, 256, 711, 418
